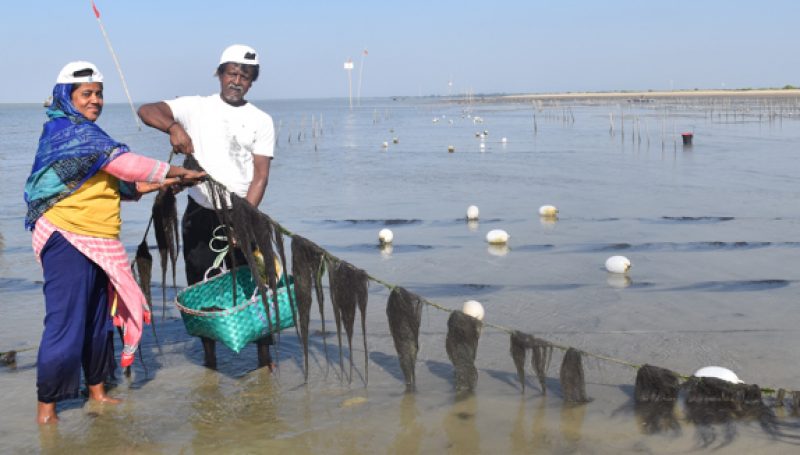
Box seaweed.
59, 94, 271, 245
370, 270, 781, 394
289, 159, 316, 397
507, 331, 552, 394
635, 364, 680, 403
509, 331, 529, 392
291, 235, 329, 381
684, 376, 778, 447
328, 259, 369, 383
445, 311, 482, 393
386, 286, 423, 391
133, 239, 152, 307
1, 350, 16, 366
151, 186, 179, 319
559, 348, 589, 403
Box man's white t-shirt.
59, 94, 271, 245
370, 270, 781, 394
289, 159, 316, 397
165, 94, 275, 209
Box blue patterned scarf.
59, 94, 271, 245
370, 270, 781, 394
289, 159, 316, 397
24, 83, 134, 230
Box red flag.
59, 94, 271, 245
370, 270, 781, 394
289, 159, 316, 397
92, 0, 101, 18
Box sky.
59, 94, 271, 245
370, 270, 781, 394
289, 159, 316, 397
1, 0, 798, 103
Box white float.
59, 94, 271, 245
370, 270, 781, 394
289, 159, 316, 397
462, 300, 485, 321
693, 366, 745, 384
378, 228, 394, 245
486, 229, 509, 245
466, 205, 479, 220
605, 255, 631, 274
538, 205, 558, 217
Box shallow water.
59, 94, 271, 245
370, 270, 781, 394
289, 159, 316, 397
2, 96, 800, 453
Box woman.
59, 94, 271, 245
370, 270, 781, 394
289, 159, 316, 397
24, 61, 205, 424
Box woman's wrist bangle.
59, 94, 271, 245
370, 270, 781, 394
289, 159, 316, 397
166, 121, 180, 132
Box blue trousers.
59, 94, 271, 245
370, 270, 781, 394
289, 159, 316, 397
37, 232, 114, 403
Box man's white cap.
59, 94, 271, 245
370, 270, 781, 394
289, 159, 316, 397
219, 44, 259, 65
56, 61, 104, 84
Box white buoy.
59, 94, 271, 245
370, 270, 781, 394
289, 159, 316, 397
538, 205, 558, 217
378, 228, 393, 245
392, 137, 399, 144
448, 145, 455, 153
605, 255, 631, 274
462, 300, 485, 321
479, 143, 486, 150
693, 366, 744, 384
501, 137, 508, 143
466, 205, 479, 220
382, 141, 389, 148
486, 229, 509, 245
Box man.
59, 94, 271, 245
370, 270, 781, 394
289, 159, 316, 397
138, 44, 276, 370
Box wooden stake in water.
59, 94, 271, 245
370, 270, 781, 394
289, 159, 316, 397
91, 1, 141, 130
357, 49, 367, 107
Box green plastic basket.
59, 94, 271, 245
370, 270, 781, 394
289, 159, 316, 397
175, 267, 296, 353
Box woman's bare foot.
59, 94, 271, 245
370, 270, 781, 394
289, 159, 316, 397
87, 383, 122, 404
37, 402, 58, 424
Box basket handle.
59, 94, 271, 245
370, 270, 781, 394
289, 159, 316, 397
203, 225, 230, 281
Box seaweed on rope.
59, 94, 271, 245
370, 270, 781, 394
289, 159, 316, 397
123, 155, 800, 422
291, 235, 329, 382
386, 286, 424, 391
152, 186, 179, 319
178, 164, 800, 412
327, 258, 369, 384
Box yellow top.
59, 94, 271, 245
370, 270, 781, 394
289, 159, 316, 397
44, 172, 122, 239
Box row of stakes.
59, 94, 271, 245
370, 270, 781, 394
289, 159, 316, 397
376, 204, 748, 385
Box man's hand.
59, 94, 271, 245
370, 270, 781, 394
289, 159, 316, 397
169, 123, 195, 155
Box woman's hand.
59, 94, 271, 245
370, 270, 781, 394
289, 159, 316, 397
179, 169, 207, 184
135, 170, 206, 194
135, 179, 178, 194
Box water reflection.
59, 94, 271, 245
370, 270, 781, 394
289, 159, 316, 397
389, 393, 424, 454
560, 402, 587, 450
635, 402, 681, 435
606, 274, 632, 289
539, 217, 557, 230
466, 220, 479, 232
487, 244, 509, 257
443, 394, 480, 453
189, 369, 286, 451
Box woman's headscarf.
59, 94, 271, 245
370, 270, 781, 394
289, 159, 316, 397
23, 83, 132, 230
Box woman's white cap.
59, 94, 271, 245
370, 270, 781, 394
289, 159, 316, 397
219, 44, 259, 65
56, 61, 103, 84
